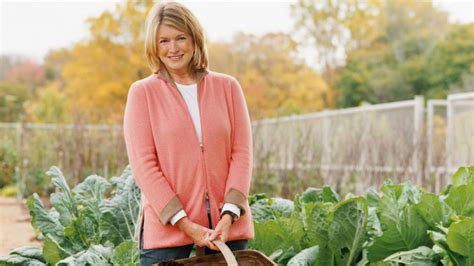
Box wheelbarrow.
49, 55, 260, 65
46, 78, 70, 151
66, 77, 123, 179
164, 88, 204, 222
157, 240, 277, 265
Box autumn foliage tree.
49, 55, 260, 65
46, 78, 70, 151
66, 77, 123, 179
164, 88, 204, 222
44, 0, 331, 122
58, 0, 153, 123
2, 0, 472, 123
209, 33, 332, 119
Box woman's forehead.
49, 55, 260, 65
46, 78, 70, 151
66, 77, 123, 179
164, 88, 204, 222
158, 24, 188, 38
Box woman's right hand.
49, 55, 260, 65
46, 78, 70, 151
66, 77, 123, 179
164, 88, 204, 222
176, 217, 214, 248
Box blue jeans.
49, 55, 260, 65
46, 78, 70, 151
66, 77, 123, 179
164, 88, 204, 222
139, 228, 248, 266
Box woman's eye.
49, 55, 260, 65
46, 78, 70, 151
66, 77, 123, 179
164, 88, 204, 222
159, 40, 168, 44
178, 37, 186, 40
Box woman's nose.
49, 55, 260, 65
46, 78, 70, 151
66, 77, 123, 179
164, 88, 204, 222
169, 41, 179, 53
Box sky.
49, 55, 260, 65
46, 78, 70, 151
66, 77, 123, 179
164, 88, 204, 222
1, 0, 473, 63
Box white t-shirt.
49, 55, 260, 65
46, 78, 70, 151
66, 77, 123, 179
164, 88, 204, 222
175, 83, 202, 143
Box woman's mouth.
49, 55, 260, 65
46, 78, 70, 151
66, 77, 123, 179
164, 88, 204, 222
168, 55, 183, 61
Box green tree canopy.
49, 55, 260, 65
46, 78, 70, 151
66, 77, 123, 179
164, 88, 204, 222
335, 0, 449, 107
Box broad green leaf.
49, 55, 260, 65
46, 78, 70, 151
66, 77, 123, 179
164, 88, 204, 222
322, 186, 340, 203
447, 217, 474, 265
73, 175, 111, 224
0, 254, 45, 265
42, 235, 70, 265
249, 193, 268, 206
429, 230, 465, 266
249, 214, 304, 258
50, 192, 75, 226
445, 184, 474, 217
355, 249, 369, 266
47, 166, 78, 227
366, 207, 382, 240
47, 167, 76, 211
300, 186, 339, 204
59, 209, 97, 250
27, 193, 65, 241
367, 205, 431, 262
267, 247, 297, 264
274, 246, 297, 265
275, 214, 305, 251
99, 212, 129, 246
287, 245, 319, 266
378, 183, 422, 228
100, 168, 141, 245
366, 187, 381, 208
111, 240, 139, 265
250, 197, 294, 223
328, 197, 368, 266
302, 202, 332, 247
301, 187, 323, 202
268, 249, 283, 261
73, 175, 110, 199
9, 247, 45, 262
383, 246, 440, 265
368, 182, 429, 263
451, 166, 474, 187
415, 193, 453, 229
56, 244, 113, 265
249, 221, 285, 256
315, 245, 335, 266
2, 166, 141, 266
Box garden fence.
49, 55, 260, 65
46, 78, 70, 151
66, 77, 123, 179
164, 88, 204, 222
0, 92, 472, 196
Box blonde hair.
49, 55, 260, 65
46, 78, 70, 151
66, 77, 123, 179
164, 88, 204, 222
145, 1, 208, 74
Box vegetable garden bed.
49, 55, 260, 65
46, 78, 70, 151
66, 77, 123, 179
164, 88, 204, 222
0, 166, 473, 265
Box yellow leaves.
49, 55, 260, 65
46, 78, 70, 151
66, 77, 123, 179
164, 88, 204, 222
61, 39, 140, 123
24, 81, 69, 123
87, 11, 121, 39
55, 0, 153, 123
44, 1, 335, 122
209, 32, 333, 119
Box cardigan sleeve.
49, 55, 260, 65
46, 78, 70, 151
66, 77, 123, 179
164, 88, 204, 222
223, 78, 253, 216
123, 82, 183, 225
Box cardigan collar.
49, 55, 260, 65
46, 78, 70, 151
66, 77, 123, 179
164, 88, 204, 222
156, 66, 208, 88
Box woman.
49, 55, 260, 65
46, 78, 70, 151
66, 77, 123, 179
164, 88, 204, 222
123, 2, 254, 265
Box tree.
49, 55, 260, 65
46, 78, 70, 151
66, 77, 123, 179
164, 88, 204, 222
0, 55, 45, 122
0, 82, 30, 122
59, 0, 153, 123
335, 0, 449, 106
428, 23, 474, 98
43, 48, 73, 82
291, 0, 383, 85
208, 32, 332, 119
24, 82, 70, 123
3, 60, 46, 94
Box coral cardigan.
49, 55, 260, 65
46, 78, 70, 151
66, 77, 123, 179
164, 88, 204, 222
123, 70, 254, 249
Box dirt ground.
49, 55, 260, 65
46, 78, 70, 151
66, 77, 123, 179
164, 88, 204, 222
0, 197, 41, 256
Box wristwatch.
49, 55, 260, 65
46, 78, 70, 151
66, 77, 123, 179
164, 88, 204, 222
220, 210, 238, 223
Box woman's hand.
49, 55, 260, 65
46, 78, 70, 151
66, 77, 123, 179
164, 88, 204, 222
176, 217, 214, 248
207, 214, 233, 250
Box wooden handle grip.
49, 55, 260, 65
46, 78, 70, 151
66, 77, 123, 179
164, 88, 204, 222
212, 240, 238, 266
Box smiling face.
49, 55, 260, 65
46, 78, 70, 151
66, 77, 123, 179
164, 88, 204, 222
157, 24, 194, 76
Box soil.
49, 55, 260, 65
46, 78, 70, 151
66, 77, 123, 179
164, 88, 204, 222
0, 197, 41, 256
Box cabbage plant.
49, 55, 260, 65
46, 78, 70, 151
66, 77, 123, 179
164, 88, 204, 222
249, 166, 474, 266
0, 166, 140, 265
1, 166, 473, 265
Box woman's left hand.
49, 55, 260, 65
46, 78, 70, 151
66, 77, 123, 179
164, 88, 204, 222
207, 214, 233, 250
